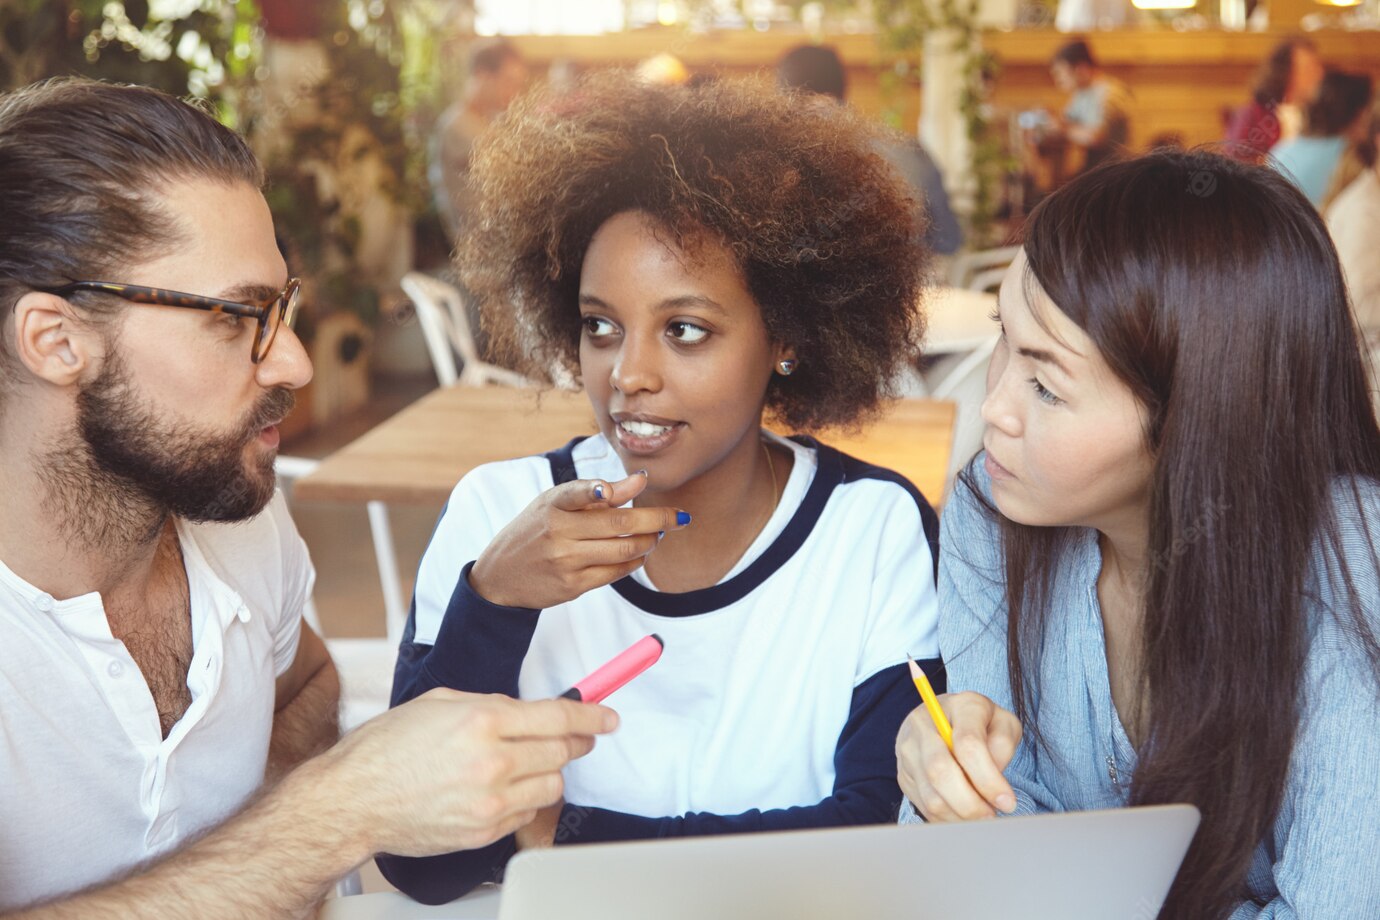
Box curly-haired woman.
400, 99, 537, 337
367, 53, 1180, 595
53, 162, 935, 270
377, 74, 939, 902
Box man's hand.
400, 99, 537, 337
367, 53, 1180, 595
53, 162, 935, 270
328, 689, 617, 857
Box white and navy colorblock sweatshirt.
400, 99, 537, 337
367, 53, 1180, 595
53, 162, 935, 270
377, 431, 942, 905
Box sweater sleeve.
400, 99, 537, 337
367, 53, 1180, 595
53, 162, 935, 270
551, 661, 933, 844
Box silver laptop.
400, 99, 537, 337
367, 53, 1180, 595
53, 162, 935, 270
497, 804, 1200, 920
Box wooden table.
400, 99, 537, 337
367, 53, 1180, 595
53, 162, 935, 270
294, 385, 955, 631
294, 386, 955, 507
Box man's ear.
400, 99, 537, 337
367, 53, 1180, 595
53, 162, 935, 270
11, 292, 101, 386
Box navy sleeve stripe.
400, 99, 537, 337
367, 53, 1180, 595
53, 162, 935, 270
544, 436, 589, 486
391, 561, 540, 705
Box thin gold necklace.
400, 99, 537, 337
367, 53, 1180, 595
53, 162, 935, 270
762, 437, 779, 506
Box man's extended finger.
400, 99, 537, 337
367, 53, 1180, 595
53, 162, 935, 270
505, 735, 598, 779
492, 697, 620, 739
503, 773, 568, 816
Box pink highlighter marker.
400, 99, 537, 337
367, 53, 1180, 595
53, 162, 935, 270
559, 634, 664, 704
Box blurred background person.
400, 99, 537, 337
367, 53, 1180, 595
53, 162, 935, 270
1223, 37, 1324, 164
777, 43, 962, 256
1047, 39, 1133, 173
1271, 70, 1373, 209
1014, 39, 1133, 204
428, 38, 529, 242
1326, 100, 1380, 360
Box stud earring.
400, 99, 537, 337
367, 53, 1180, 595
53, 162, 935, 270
776, 359, 797, 376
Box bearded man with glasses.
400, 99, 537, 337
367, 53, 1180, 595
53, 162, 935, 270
0, 78, 614, 918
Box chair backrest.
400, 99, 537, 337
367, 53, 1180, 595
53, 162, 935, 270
401, 271, 467, 387
403, 271, 533, 389
931, 334, 999, 501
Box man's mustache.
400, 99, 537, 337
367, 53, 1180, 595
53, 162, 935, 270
242, 388, 296, 438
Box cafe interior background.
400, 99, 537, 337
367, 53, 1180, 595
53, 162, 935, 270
4, 0, 1378, 888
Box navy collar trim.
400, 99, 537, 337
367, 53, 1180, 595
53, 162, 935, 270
543, 435, 843, 617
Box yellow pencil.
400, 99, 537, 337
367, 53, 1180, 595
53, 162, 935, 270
908, 657, 953, 751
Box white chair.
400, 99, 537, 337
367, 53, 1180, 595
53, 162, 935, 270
930, 334, 999, 501
401, 271, 530, 389
948, 244, 1020, 291
274, 456, 403, 734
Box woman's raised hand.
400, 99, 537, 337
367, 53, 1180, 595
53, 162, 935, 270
469, 471, 689, 610
896, 691, 1023, 822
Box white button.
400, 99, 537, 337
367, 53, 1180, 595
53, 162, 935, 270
236, 605, 251, 623
107, 659, 125, 679
33, 594, 54, 613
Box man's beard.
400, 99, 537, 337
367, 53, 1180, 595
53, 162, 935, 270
51, 349, 295, 537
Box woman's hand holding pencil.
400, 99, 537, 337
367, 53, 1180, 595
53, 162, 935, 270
896, 684, 1024, 823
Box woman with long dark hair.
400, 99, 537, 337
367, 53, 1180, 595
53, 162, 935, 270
896, 149, 1380, 917
1224, 37, 1324, 163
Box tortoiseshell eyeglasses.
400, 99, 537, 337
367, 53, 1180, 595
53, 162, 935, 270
40, 278, 302, 364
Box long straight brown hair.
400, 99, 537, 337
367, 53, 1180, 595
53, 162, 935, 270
959, 150, 1380, 918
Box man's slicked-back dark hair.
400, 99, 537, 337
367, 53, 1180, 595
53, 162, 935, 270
0, 77, 262, 371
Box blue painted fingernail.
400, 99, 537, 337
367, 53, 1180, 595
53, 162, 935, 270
658, 531, 666, 540
593, 484, 605, 500
676, 511, 691, 526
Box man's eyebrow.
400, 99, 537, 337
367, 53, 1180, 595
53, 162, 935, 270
216, 283, 282, 305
